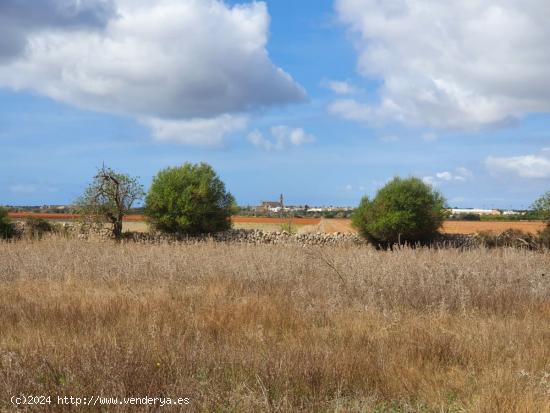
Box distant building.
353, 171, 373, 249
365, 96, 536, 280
502, 210, 525, 216
259, 194, 284, 213
450, 208, 501, 216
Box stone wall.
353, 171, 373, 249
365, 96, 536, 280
12, 221, 479, 248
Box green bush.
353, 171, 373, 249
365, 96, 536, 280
352, 177, 447, 246
279, 221, 297, 234
0, 207, 15, 239
145, 162, 235, 235
531, 191, 550, 222
460, 213, 481, 221
25, 217, 55, 239
537, 225, 550, 249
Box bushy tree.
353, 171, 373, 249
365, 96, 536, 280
77, 165, 145, 240
145, 162, 235, 235
531, 191, 550, 248
352, 177, 447, 246
531, 191, 550, 222
0, 207, 15, 239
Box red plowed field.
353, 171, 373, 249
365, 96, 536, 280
8, 213, 320, 226
8, 212, 145, 222
8, 213, 546, 234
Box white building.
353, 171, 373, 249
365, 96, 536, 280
450, 208, 501, 216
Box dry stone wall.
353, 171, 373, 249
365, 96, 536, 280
12, 221, 478, 248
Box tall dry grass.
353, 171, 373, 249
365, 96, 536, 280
0, 236, 549, 412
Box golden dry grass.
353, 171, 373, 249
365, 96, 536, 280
0, 237, 549, 412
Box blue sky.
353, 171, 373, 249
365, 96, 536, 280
0, 0, 549, 208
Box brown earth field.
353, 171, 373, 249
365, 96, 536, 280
8, 213, 320, 226
8, 213, 547, 234
321, 218, 547, 235
7, 212, 145, 222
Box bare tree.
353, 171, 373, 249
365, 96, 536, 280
77, 165, 145, 240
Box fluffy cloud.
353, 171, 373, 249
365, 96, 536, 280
423, 167, 473, 186
0, 0, 305, 145
334, 0, 550, 129
0, 0, 115, 60
486, 153, 550, 179
247, 126, 315, 151
143, 114, 249, 147
322, 80, 359, 95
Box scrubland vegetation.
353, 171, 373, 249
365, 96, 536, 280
1, 237, 549, 412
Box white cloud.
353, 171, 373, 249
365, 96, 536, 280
0, 0, 305, 145
435, 172, 453, 181
328, 98, 377, 124
0, 0, 115, 60
322, 79, 359, 95
486, 153, 550, 179
247, 129, 274, 151
345, 184, 353, 191
423, 167, 473, 186
247, 126, 315, 151
422, 176, 436, 186
144, 114, 249, 147
334, 0, 550, 129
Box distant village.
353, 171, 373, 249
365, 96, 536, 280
4, 197, 529, 219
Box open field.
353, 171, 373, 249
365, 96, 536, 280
7, 212, 145, 222
321, 218, 547, 235
442, 220, 547, 234
0, 237, 549, 412
8, 213, 322, 233
8, 213, 547, 235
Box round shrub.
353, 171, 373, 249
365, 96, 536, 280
537, 225, 550, 249
25, 217, 55, 239
145, 162, 235, 235
352, 177, 447, 246
0, 207, 15, 239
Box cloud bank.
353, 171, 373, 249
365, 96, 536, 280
248, 126, 315, 151
0, 0, 115, 60
423, 167, 473, 186
486, 152, 550, 179
0, 0, 305, 145
334, 0, 550, 130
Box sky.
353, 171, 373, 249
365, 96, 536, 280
0, 0, 549, 209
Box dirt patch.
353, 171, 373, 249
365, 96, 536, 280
320, 218, 547, 235
232, 216, 321, 225
442, 220, 546, 234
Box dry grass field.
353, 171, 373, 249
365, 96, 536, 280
1, 237, 549, 412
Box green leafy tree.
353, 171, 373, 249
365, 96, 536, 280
0, 207, 15, 239
77, 165, 145, 240
352, 177, 447, 246
531, 191, 550, 248
531, 191, 550, 222
145, 162, 235, 235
